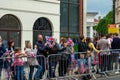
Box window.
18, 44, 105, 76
87, 26, 90, 37
60, 0, 79, 38
33, 17, 52, 45
60, 0, 79, 45
0, 14, 21, 47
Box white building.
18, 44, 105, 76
115, 0, 120, 24
0, 0, 87, 51
87, 12, 98, 38
0, 0, 60, 51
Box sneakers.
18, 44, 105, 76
115, 71, 120, 74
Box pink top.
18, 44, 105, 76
107, 38, 113, 45
14, 53, 24, 66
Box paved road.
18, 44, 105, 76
98, 75, 120, 80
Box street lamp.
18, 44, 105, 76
113, 0, 116, 24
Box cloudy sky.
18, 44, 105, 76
87, 0, 113, 17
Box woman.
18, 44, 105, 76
0, 36, 6, 79
86, 37, 99, 54
4, 40, 15, 80
46, 37, 66, 78
25, 41, 42, 80
8, 40, 15, 52
67, 39, 77, 75
86, 37, 99, 72
58, 38, 68, 76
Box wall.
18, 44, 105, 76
83, 0, 87, 37
116, 0, 120, 24
0, 0, 60, 51
87, 13, 98, 38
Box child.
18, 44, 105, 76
76, 53, 88, 74
14, 47, 26, 80
75, 53, 91, 80
87, 51, 93, 70
25, 41, 42, 80
67, 39, 77, 75
4, 50, 12, 80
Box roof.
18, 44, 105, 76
87, 12, 98, 15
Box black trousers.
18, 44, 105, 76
58, 59, 69, 76
100, 55, 112, 72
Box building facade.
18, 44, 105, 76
87, 12, 98, 38
115, 0, 120, 24
0, 0, 86, 51
60, 0, 87, 42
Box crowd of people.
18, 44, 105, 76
0, 33, 120, 80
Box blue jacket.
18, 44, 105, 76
77, 59, 87, 67
36, 41, 47, 56
111, 37, 120, 49
0, 44, 6, 57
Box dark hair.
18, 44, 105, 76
86, 37, 91, 45
106, 34, 112, 39
8, 40, 14, 47
114, 33, 118, 36
79, 35, 84, 41
100, 34, 105, 38
94, 36, 99, 41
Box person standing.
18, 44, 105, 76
25, 41, 42, 80
86, 37, 99, 72
35, 34, 47, 79
7, 40, 15, 79
4, 40, 15, 80
14, 47, 26, 80
78, 35, 88, 53
86, 37, 99, 53
111, 33, 120, 72
97, 34, 110, 72
0, 36, 6, 79
46, 37, 66, 78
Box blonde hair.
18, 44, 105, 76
25, 41, 31, 48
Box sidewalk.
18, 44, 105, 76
98, 75, 120, 80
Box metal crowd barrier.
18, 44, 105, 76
0, 55, 46, 80
97, 49, 120, 78
47, 52, 96, 80
0, 49, 120, 80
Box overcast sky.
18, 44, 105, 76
87, 0, 113, 17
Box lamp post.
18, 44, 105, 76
113, 0, 116, 24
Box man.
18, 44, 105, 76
0, 36, 6, 79
36, 34, 47, 79
97, 34, 110, 72
111, 33, 120, 73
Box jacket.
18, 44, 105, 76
36, 41, 47, 56
0, 44, 6, 57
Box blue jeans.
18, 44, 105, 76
48, 61, 57, 78
29, 65, 42, 80
37, 57, 45, 79
16, 66, 24, 80
0, 60, 3, 78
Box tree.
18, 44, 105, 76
93, 11, 113, 35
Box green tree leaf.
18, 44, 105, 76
94, 11, 113, 35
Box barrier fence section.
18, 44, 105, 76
0, 55, 46, 80
98, 49, 120, 77
47, 52, 95, 80
0, 49, 120, 80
